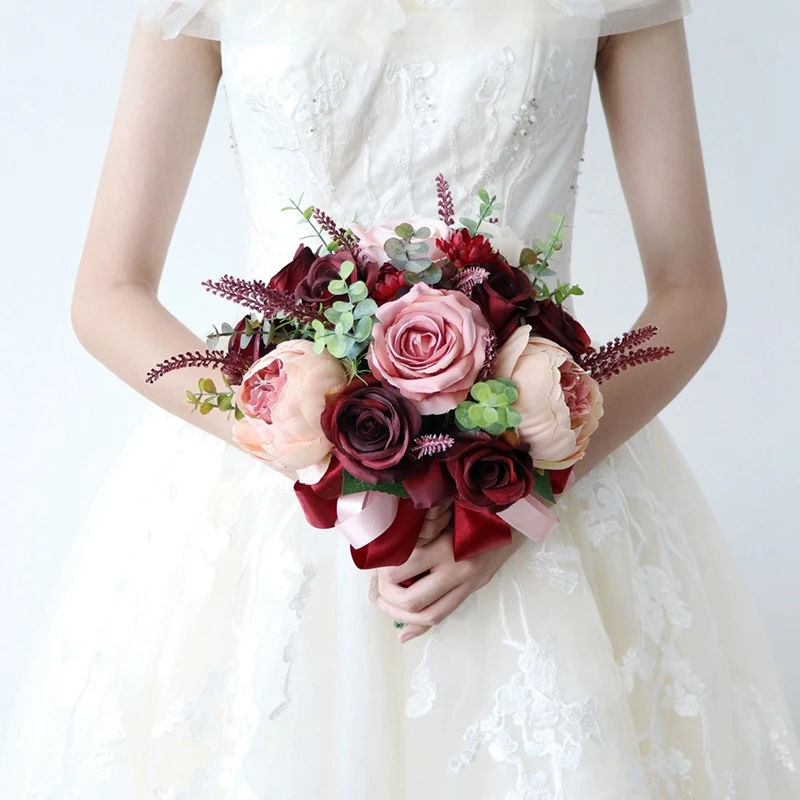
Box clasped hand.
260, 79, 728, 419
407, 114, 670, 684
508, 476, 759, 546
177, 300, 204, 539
375, 502, 525, 644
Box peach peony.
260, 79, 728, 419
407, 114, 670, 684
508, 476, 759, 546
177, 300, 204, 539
350, 217, 451, 266
368, 283, 491, 414
494, 325, 603, 470
233, 341, 347, 483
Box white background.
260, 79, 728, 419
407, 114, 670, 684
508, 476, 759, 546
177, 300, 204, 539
0, 1, 798, 750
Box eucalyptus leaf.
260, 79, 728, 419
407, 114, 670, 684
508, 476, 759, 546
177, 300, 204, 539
234, 407, 245, 421
482, 406, 499, 425
405, 241, 430, 258
328, 279, 349, 295
421, 266, 443, 285
303, 205, 315, 220
239, 333, 253, 349
333, 300, 353, 312
348, 282, 368, 303
353, 298, 378, 319
484, 422, 506, 436
384, 238, 407, 259
311, 319, 326, 334
404, 258, 433, 274
456, 403, 479, 430
339, 260, 355, 280
313, 338, 326, 355
478, 188, 491, 204
404, 271, 422, 285
354, 316, 373, 341
339, 311, 355, 332
468, 404, 484, 423
221, 322, 234, 334
394, 223, 414, 240
324, 308, 342, 324
471, 383, 492, 404
506, 408, 522, 427
327, 336, 350, 359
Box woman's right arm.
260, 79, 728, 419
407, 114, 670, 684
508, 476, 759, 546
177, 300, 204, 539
71, 23, 234, 444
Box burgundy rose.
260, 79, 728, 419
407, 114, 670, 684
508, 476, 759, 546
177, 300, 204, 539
320, 381, 422, 484
527, 299, 592, 358
472, 258, 536, 344
372, 264, 407, 305
268, 245, 317, 294
296, 250, 378, 307
446, 433, 534, 512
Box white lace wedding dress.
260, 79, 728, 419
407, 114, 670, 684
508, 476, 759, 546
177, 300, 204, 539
2, 0, 799, 797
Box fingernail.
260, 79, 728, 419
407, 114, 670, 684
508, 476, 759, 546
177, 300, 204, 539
399, 632, 415, 644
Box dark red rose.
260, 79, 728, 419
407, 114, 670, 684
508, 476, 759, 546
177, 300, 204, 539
295, 250, 379, 306
445, 433, 534, 513
527, 298, 592, 358
437, 230, 495, 270
372, 264, 407, 305
268, 245, 317, 294
472, 258, 536, 344
321, 381, 422, 484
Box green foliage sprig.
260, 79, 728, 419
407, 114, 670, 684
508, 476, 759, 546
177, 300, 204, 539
459, 188, 505, 237
311, 260, 379, 363
455, 379, 523, 436
186, 376, 243, 420
384, 223, 441, 286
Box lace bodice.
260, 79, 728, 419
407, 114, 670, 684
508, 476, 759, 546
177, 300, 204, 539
139, 0, 689, 283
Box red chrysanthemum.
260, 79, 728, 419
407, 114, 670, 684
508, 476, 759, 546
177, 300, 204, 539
372, 264, 408, 305
436, 230, 495, 271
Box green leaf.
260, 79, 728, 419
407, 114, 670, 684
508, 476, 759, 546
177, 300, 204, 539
405, 241, 430, 258
478, 188, 491, 204
342, 470, 410, 498
327, 336, 350, 359
328, 279, 349, 295
234, 407, 245, 421
485, 380, 507, 395
219, 395, 233, 412
456, 403, 479, 430
484, 422, 506, 436
404, 257, 433, 274
339, 260, 355, 280
353, 298, 378, 319
348, 281, 368, 303
354, 316, 373, 341
334, 321, 345, 337
494, 407, 509, 428
324, 307, 342, 324
479, 202, 491, 217
199, 402, 214, 416
394, 223, 414, 240
421, 266, 443, 285
186, 390, 198, 404
468, 403, 484, 423
303, 205, 315, 220
519, 248, 539, 267
333, 300, 353, 313
533, 470, 556, 504
405, 271, 423, 285
201, 378, 217, 394
384, 238, 407, 259
414, 226, 431, 240
471, 382, 492, 404
221, 322, 234, 334
506, 408, 522, 427
311, 319, 326, 334
313, 338, 326, 355
339, 311, 355, 332
482, 406, 499, 425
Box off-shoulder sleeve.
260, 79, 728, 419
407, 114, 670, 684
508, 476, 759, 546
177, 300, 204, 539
136, 0, 226, 40
536, 0, 692, 38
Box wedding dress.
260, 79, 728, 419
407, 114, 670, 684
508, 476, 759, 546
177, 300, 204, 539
2, 0, 798, 797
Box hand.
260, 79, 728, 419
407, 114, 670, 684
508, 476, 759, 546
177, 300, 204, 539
376, 528, 527, 644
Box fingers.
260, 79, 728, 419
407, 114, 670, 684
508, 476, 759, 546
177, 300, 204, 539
379, 531, 454, 586
378, 567, 463, 613
397, 624, 429, 644
377, 581, 472, 631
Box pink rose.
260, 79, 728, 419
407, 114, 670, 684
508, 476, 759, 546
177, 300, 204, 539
233, 340, 347, 482
494, 325, 604, 470
367, 283, 491, 414
350, 217, 451, 266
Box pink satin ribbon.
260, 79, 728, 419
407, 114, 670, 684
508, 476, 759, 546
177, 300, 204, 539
336, 492, 400, 549
498, 493, 560, 544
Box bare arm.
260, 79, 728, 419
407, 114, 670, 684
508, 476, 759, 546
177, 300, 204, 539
71, 24, 234, 443
573, 20, 727, 478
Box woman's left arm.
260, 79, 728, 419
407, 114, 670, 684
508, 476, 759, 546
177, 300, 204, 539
377, 19, 727, 642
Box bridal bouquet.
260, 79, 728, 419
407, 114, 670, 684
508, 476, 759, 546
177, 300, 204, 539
147, 175, 672, 568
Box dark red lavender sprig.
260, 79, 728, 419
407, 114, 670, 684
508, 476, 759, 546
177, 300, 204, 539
436, 173, 455, 227
202, 275, 323, 324
412, 434, 455, 459
145, 349, 251, 385
579, 326, 674, 385
453, 266, 489, 297
478, 329, 499, 382
312, 208, 359, 253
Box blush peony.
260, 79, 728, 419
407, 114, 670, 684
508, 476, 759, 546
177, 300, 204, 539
233, 340, 347, 482
494, 325, 603, 470
367, 283, 491, 414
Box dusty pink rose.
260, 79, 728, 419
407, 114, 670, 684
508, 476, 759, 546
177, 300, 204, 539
494, 325, 604, 470
233, 340, 347, 482
367, 283, 491, 414
350, 217, 451, 266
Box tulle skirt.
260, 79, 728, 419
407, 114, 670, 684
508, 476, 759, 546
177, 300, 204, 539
1, 407, 798, 799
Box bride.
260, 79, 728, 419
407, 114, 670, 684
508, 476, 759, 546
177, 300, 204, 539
2, 0, 798, 797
